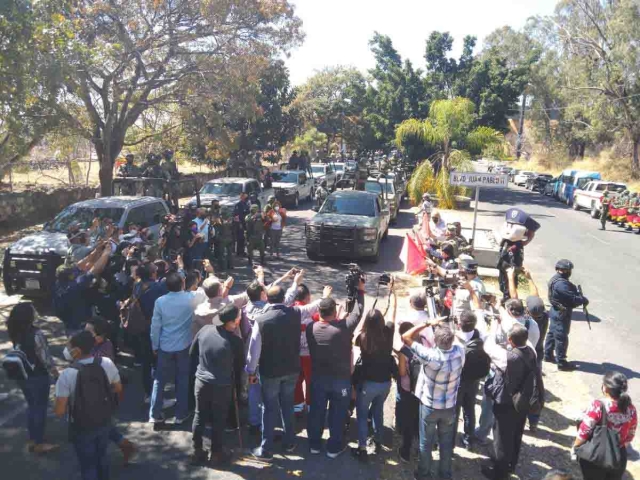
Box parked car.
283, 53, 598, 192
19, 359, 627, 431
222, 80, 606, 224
526, 173, 554, 192
572, 180, 627, 217
3, 197, 169, 296
544, 177, 558, 196
557, 170, 601, 205
271, 170, 314, 208
310, 163, 338, 190
189, 177, 274, 211
509, 169, 521, 182
513, 171, 536, 186
305, 190, 390, 261
364, 177, 401, 223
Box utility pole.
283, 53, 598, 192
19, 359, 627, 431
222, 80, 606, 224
516, 93, 527, 160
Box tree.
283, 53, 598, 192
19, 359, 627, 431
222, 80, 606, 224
549, 0, 640, 172
396, 98, 502, 208
0, 0, 66, 177
35, 0, 302, 195
292, 66, 367, 152
283, 128, 327, 160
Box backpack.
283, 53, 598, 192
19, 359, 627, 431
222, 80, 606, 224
510, 348, 544, 415
461, 330, 491, 382
69, 357, 114, 436
2, 345, 35, 381
120, 284, 150, 335
399, 345, 422, 394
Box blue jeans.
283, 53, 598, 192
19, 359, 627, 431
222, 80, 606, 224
356, 380, 391, 447
73, 426, 110, 480
248, 380, 263, 427
150, 348, 190, 421
307, 375, 352, 454
18, 374, 50, 444
417, 405, 455, 480
476, 378, 495, 441
260, 373, 297, 452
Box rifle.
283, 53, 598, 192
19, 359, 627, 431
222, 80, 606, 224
577, 285, 591, 330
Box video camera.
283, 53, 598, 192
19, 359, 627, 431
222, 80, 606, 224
345, 263, 366, 302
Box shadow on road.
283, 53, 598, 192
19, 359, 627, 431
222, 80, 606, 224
571, 360, 640, 381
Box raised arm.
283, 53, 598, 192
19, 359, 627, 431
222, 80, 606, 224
507, 267, 518, 300
522, 268, 539, 298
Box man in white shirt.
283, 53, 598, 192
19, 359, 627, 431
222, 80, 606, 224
452, 257, 486, 320
429, 211, 447, 241
499, 299, 539, 350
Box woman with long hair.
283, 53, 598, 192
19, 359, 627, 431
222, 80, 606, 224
574, 371, 637, 480
6, 303, 59, 453
351, 287, 397, 461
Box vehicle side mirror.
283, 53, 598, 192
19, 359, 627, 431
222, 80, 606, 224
312, 206, 320, 212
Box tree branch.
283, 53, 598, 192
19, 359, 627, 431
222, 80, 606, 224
123, 123, 181, 146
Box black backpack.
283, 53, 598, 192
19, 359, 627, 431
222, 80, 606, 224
461, 330, 491, 382
510, 348, 544, 415
69, 357, 115, 436
2, 345, 35, 381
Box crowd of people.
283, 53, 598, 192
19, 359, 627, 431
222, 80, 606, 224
2, 195, 637, 480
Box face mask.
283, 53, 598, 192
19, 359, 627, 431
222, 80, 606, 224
63, 346, 74, 362
560, 271, 572, 279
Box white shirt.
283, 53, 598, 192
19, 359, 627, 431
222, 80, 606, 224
498, 308, 540, 349
452, 277, 486, 319
430, 219, 447, 241
406, 309, 436, 347
271, 211, 282, 231
194, 217, 211, 239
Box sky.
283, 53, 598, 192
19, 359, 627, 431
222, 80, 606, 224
285, 0, 559, 85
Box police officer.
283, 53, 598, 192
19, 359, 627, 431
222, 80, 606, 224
245, 204, 266, 266
600, 190, 611, 230
543, 259, 589, 371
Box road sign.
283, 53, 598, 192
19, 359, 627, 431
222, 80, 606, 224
448, 171, 508, 249
449, 172, 508, 189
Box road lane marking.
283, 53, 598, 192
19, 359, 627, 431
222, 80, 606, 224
587, 233, 610, 245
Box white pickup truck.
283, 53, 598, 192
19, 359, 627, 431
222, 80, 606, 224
572, 180, 627, 218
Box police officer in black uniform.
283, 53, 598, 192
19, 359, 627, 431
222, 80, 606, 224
543, 259, 589, 371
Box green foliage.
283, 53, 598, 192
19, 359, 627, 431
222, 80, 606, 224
284, 128, 328, 159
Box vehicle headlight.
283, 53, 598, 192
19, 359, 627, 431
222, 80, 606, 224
362, 228, 377, 241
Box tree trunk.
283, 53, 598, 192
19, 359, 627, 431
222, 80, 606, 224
633, 137, 640, 175
98, 152, 114, 197
516, 94, 527, 160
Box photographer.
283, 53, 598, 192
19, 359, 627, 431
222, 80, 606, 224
159, 215, 183, 262
451, 256, 486, 320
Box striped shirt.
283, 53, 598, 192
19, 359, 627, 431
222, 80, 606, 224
410, 342, 465, 409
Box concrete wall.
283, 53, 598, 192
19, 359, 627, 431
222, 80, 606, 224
0, 172, 227, 228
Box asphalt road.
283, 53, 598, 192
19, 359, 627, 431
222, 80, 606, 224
473, 184, 640, 398
1, 188, 638, 479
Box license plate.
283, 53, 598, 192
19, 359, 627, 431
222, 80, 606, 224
25, 280, 40, 290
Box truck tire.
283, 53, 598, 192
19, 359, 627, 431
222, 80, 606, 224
294, 193, 300, 209
365, 240, 380, 263
591, 204, 600, 219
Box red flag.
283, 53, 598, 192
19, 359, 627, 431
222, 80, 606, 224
401, 232, 427, 275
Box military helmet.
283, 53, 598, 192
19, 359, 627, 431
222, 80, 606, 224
555, 259, 574, 270
268, 195, 276, 202
250, 204, 259, 213
125, 153, 134, 161
603, 191, 609, 197
163, 149, 174, 159
146, 153, 157, 162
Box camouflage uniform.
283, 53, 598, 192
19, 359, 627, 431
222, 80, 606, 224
600, 191, 611, 230
141, 155, 166, 198
117, 156, 141, 195
245, 206, 266, 265
216, 212, 235, 270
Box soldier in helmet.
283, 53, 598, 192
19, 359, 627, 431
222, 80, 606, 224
315, 181, 329, 208
215, 210, 235, 271
543, 259, 589, 371
161, 149, 180, 210
117, 154, 141, 195
245, 204, 266, 266
141, 153, 165, 198
600, 190, 611, 230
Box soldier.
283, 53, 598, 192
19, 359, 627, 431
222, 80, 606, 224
210, 199, 221, 220
600, 190, 612, 230
288, 150, 300, 170
215, 211, 235, 271
117, 154, 141, 195
245, 204, 266, 266
315, 181, 329, 208
452, 221, 472, 254
614, 190, 629, 226
141, 153, 165, 198
262, 202, 274, 250
543, 259, 589, 371
160, 150, 179, 210
233, 192, 251, 256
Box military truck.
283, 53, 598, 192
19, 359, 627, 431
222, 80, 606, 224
305, 190, 390, 262
188, 177, 275, 212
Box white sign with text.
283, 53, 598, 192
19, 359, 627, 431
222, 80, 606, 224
449, 172, 508, 188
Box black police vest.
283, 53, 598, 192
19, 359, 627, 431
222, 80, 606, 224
256, 305, 301, 379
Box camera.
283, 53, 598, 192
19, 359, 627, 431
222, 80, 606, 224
378, 272, 392, 286
345, 263, 365, 302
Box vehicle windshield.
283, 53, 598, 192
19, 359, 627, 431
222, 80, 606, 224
271, 172, 298, 183
596, 183, 625, 192
47, 206, 125, 232
366, 181, 395, 195
319, 196, 375, 217
334, 164, 344, 173
311, 165, 325, 175
200, 183, 243, 196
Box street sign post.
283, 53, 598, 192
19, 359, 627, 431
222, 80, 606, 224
449, 172, 509, 248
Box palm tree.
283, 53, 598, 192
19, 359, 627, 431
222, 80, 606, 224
396, 97, 503, 209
